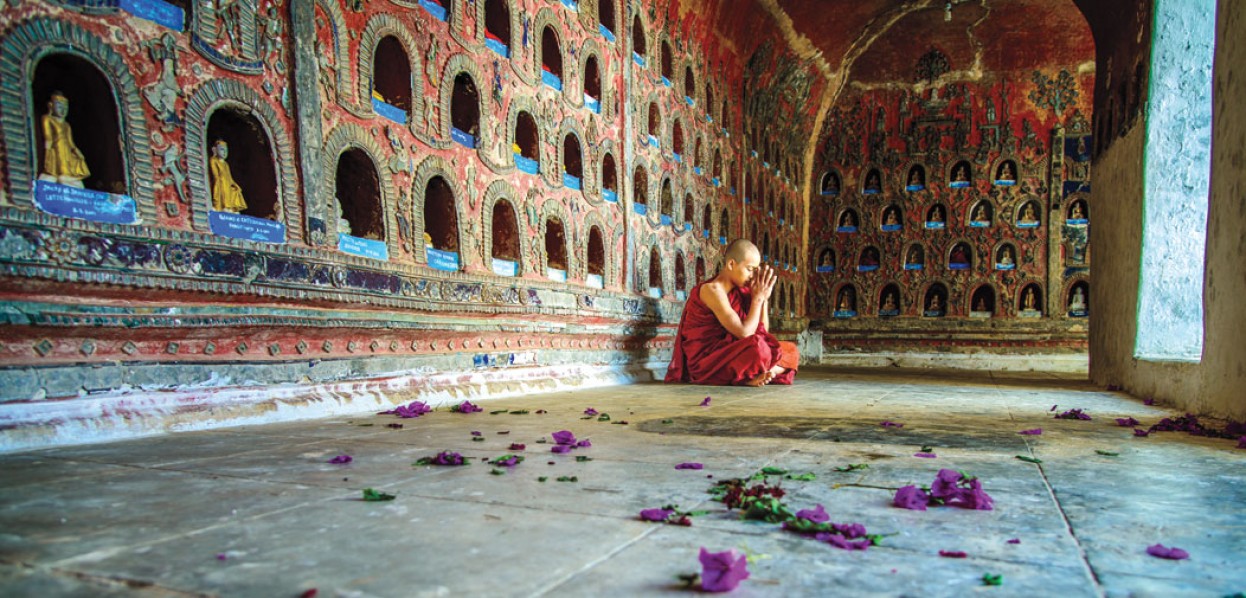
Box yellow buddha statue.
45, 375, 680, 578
40, 91, 90, 187
209, 140, 248, 213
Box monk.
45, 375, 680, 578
665, 239, 798, 387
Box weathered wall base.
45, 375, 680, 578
820, 351, 1087, 373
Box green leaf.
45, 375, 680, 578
510, 410, 530, 415
556, 476, 578, 482
1015, 455, 1043, 464
834, 463, 870, 472
920, 445, 934, 453
597, 413, 611, 422
982, 573, 1003, 586
490, 468, 505, 475
490, 409, 509, 414
471, 436, 485, 442
488, 454, 525, 466
358, 423, 374, 427
1095, 450, 1120, 456
785, 472, 817, 481
362, 488, 395, 501
538, 476, 548, 482
661, 419, 674, 424
575, 455, 593, 462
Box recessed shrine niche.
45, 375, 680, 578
836, 208, 859, 232
880, 204, 903, 231
720, 207, 730, 242
484, 0, 511, 57
744, 170, 754, 204
674, 253, 687, 298
631, 15, 646, 62
32, 54, 125, 194
660, 178, 674, 223
995, 242, 1017, 270
634, 166, 648, 212
862, 167, 882, 195
647, 103, 660, 141
206, 106, 279, 220
684, 66, 695, 104
423, 175, 459, 270
701, 203, 712, 237
540, 27, 563, 87
905, 164, 926, 192
970, 284, 997, 317
545, 216, 568, 280
601, 153, 618, 201
949, 160, 973, 188
660, 39, 673, 83
1016, 199, 1042, 228
491, 199, 521, 276
858, 245, 880, 272
692, 137, 702, 170
672, 120, 684, 160
648, 247, 663, 297
695, 256, 706, 283
925, 203, 947, 229
968, 200, 994, 227
762, 232, 771, 260
598, 0, 616, 38
586, 225, 605, 288
904, 243, 925, 270
1067, 280, 1089, 317
706, 84, 715, 118
834, 283, 858, 316
994, 159, 1018, 186
683, 193, 694, 229
584, 56, 602, 110
948, 241, 972, 270
372, 36, 412, 123
815, 247, 835, 272
1019, 282, 1043, 317
923, 283, 949, 317
713, 150, 723, 184
515, 111, 540, 172
879, 283, 902, 317
819, 170, 840, 196
563, 133, 583, 187
451, 73, 481, 146
1067, 198, 1089, 224
334, 148, 384, 240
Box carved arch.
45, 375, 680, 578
438, 53, 493, 156
481, 179, 524, 276
356, 15, 425, 128
322, 122, 398, 255
411, 154, 468, 268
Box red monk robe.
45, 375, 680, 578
665, 281, 798, 386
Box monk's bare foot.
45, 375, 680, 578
768, 365, 786, 377
744, 371, 775, 387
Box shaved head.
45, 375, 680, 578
724, 239, 758, 263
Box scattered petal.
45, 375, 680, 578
327, 455, 353, 464
380, 400, 432, 419
1143, 398, 1155, 406
1018, 428, 1043, 435
699, 396, 712, 407
470, 431, 482, 436
508, 443, 526, 451
1115, 417, 1141, 427
550, 444, 572, 454
939, 550, 968, 558
1096, 450, 1120, 456
794, 504, 829, 524
880, 420, 905, 428
489, 454, 524, 467
1015, 455, 1043, 464
583, 407, 599, 416
1050, 404, 1058, 412
640, 508, 675, 522
1007, 538, 1021, 544
914, 452, 937, 459
675, 462, 704, 470
414, 451, 468, 466
1055, 408, 1092, 420
215, 553, 227, 561
833, 463, 869, 472
451, 401, 483, 413
1238, 436, 1246, 449
1146, 544, 1190, 560
1134, 428, 1151, 437
551, 430, 577, 445
893, 485, 929, 511
699, 548, 750, 593
300, 590, 318, 598
576, 439, 592, 448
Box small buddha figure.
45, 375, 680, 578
865, 171, 880, 192
840, 211, 856, 228
818, 251, 832, 268
882, 292, 897, 311
975, 296, 988, 312
907, 247, 922, 265
950, 245, 969, 264
334, 196, 352, 236
972, 204, 988, 222
423, 231, 434, 249
1023, 288, 1037, 311
930, 206, 945, 223
998, 161, 1016, 182
1019, 204, 1039, 225
838, 290, 853, 311
861, 248, 879, 266
908, 168, 923, 187
953, 164, 969, 183
827, 174, 840, 194
1069, 287, 1087, 312
884, 209, 899, 227
928, 293, 942, 312
1070, 202, 1086, 220
209, 140, 248, 213
39, 91, 91, 187
999, 247, 1015, 266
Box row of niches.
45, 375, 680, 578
637, 100, 735, 184
638, 247, 801, 315
827, 199, 1089, 232
631, 168, 745, 234
821, 280, 1090, 319
813, 240, 1036, 274
818, 159, 1028, 198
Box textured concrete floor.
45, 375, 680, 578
0, 367, 1243, 597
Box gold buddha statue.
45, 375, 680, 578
39, 91, 90, 187
209, 140, 248, 213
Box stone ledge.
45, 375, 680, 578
819, 351, 1088, 373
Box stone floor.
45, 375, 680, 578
0, 367, 1243, 597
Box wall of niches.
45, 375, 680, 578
0, 0, 820, 405
809, 60, 1094, 353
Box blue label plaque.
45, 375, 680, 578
541, 70, 563, 90
492, 258, 518, 277
426, 248, 459, 271
602, 189, 618, 203
34, 180, 139, 225
338, 234, 389, 261
119, 0, 184, 30
599, 25, 616, 42
816, 265, 835, 273
451, 127, 477, 149
563, 173, 582, 190
209, 211, 286, 244
372, 98, 407, 125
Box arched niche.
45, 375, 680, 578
993, 158, 1018, 185
880, 204, 903, 230
720, 207, 730, 240
334, 148, 384, 240
815, 247, 836, 271
968, 200, 994, 227
862, 167, 882, 194
923, 282, 949, 316
491, 198, 521, 271
1, 20, 157, 218
1019, 282, 1043, 315
905, 164, 926, 191
1016, 199, 1042, 228
515, 110, 540, 171
762, 232, 771, 259
879, 283, 902, 317
1067, 198, 1089, 223
706, 84, 715, 118
695, 256, 706, 282
563, 132, 583, 181
692, 135, 702, 169
904, 242, 926, 270
660, 177, 674, 220
836, 208, 859, 231
1067, 280, 1089, 317
820, 169, 841, 196
450, 72, 481, 146
675, 252, 687, 292
683, 193, 695, 229
834, 283, 858, 315
484, 0, 512, 57
995, 242, 1018, 270
949, 159, 973, 188
858, 245, 880, 271
372, 35, 412, 121
206, 106, 279, 220
584, 55, 602, 104
926, 203, 948, 227
647, 102, 660, 138
544, 215, 568, 277
634, 165, 649, 209
32, 54, 125, 194
744, 170, 754, 203
648, 247, 663, 296
598, 0, 617, 38
601, 152, 618, 201
540, 26, 563, 83
713, 150, 723, 183
631, 13, 647, 62
422, 174, 460, 269
660, 39, 673, 82
970, 284, 997, 316
684, 65, 696, 103
702, 203, 713, 237
948, 241, 972, 270
586, 225, 605, 287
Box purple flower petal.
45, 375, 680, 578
470, 431, 482, 436
1055, 408, 1092, 420
1146, 544, 1189, 560
1238, 436, 1246, 449
508, 443, 526, 451
1134, 428, 1150, 437
639, 508, 675, 522
551, 430, 576, 445
1007, 538, 1021, 544
453, 401, 483, 413
216, 553, 228, 561
380, 400, 432, 418
699, 547, 750, 592
550, 444, 572, 454
819, 533, 870, 551
1050, 404, 1058, 412
880, 420, 905, 428
794, 504, 829, 524
939, 550, 968, 558
328, 454, 353, 464
1143, 398, 1155, 406
1018, 428, 1043, 435
1115, 417, 1141, 427
930, 469, 963, 501
583, 407, 598, 416
575, 439, 592, 448
699, 396, 712, 407
675, 462, 704, 470
893, 485, 929, 511
914, 452, 937, 458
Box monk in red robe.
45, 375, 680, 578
665, 239, 798, 386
